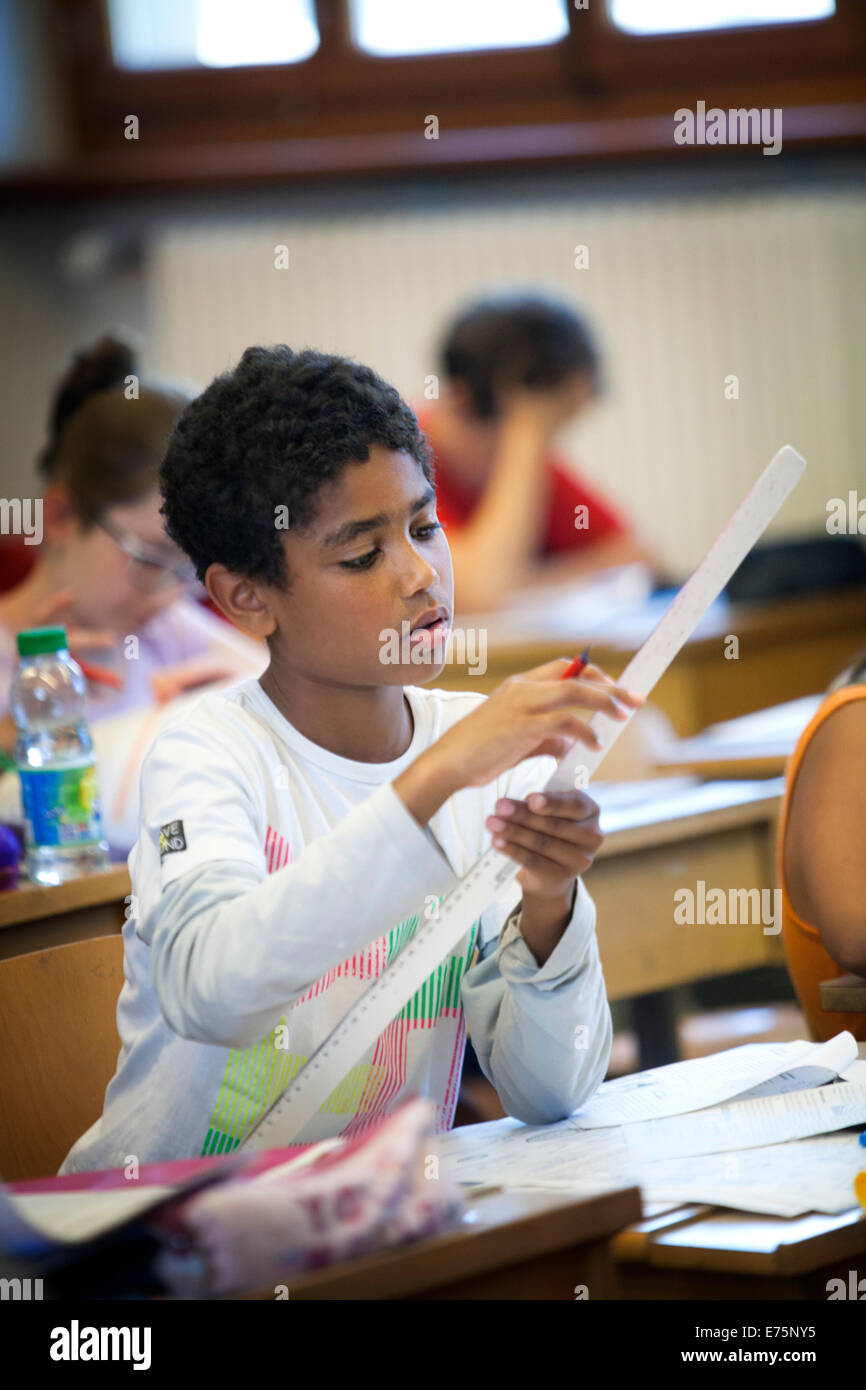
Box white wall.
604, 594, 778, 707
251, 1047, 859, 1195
148, 183, 866, 572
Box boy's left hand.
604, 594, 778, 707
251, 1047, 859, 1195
485, 790, 603, 900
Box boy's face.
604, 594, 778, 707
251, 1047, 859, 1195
267, 445, 453, 687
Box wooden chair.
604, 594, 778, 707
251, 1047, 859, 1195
0, 935, 124, 1180
819, 974, 866, 1015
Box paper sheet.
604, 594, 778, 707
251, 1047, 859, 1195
512, 1134, 866, 1218
439, 1082, 866, 1190
569, 1033, 858, 1128
592, 777, 786, 836
702, 695, 823, 746
620, 1079, 866, 1162
640, 1134, 866, 1216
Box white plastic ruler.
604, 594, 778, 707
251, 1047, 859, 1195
241, 445, 806, 1149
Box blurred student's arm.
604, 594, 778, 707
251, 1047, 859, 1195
784, 698, 866, 976
446, 387, 586, 613
516, 531, 660, 591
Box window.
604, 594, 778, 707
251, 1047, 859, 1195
349, 0, 570, 57
107, 0, 320, 70
36, 0, 859, 186
609, 0, 835, 37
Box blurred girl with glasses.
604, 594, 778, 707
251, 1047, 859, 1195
0, 335, 266, 767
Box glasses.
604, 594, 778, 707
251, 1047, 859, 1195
96, 515, 198, 589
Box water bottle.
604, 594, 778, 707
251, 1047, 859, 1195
10, 626, 109, 884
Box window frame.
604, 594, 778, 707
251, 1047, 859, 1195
590, 0, 861, 85
41, 0, 866, 183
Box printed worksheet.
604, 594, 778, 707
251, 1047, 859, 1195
512, 1133, 866, 1218
440, 1081, 866, 1192
569, 1033, 858, 1128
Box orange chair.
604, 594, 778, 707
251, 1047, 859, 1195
777, 685, 866, 1042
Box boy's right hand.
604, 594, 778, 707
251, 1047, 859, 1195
431, 657, 645, 791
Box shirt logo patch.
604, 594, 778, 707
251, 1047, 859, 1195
159, 819, 187, 860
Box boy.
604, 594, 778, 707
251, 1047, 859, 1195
416, 292, 658, 611
59, 346, 642, 1172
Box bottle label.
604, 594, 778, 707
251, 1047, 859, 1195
19, 763, 104, 848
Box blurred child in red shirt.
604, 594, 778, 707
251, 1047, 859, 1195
416, 293, 657, 613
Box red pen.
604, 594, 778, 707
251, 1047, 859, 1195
560, 645, 591, 681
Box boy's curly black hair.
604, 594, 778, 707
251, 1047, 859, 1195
159, 345, 433, 587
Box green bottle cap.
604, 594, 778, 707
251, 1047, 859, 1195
16, 627, 69, 656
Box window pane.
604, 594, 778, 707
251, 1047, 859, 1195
107, 0, 319, 70
609, 0, 834, 36
350, 0, 569, 57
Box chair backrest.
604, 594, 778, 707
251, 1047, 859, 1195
0, 935, 124, 1180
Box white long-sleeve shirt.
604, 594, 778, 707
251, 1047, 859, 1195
59, 677, 612, 1173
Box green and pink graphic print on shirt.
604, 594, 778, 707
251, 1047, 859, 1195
200, 824, 479, 1156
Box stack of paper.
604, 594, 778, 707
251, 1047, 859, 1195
439, 1033, 866, 1218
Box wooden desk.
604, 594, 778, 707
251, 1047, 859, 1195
652, 694, 821, 781
613, 1040, 866, 1297
0, 866, 130, 960
242, 1183, 642, 1300
614, 1201, 866, 1300
820, 975, 866, 1013
591, 778, 786, 1003
435, 588, 866, 736
589, 777, 786, 1065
